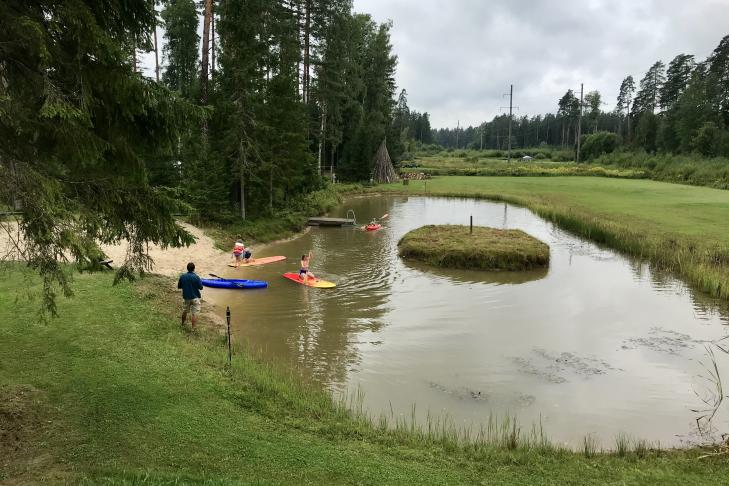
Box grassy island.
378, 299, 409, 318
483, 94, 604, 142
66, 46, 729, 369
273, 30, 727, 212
398, 225, 550, 271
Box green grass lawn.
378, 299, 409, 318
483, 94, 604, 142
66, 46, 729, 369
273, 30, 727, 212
377, 176, 729, 302
3, 267, 729, 484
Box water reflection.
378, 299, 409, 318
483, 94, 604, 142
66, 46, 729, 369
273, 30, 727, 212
402, 259, 549, 286
212, 195, 729, 446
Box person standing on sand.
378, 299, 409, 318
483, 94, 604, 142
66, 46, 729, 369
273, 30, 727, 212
178, 262, 203, 330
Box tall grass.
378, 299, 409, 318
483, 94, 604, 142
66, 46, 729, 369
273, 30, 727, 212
594, 151, 729, 190
401, 164, 643, 179
416, 147, 575, 162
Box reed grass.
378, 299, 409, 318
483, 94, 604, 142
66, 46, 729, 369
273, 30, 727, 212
583, 435, 600, 458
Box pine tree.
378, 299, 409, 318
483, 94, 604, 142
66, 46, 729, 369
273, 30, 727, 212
707, 35, 729, 126
0, 0, 199, 314
616, 75, 635, 140
161, 0, 200, 99
338, 17, 397, 181
557, 90, 580, 147
584, 91, 602, 133
632, 61, 666, 115
660, 54, 695, 111
200, 0, 213, 105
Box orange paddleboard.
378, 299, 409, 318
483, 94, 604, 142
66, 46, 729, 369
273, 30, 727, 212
282, 273, 336, 288
229, 255, 286, 268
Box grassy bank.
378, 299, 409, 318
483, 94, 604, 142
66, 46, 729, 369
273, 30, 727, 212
398, 225, 549, 271
201, 183, 361, 251
401, 163, 643, 179
373, 176, 729, 303
402, 152, 643, 179
2, 266, 728, 484
592, 152, 729, 190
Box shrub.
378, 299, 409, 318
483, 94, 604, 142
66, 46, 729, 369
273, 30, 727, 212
580, 131, 620, 161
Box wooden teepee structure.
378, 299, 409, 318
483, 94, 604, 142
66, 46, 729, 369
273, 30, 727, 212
371, 139, 398, 183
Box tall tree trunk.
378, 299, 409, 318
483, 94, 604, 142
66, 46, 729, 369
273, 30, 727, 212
269, 166, 273, 213
626, 102, 632, 143
303, 0, 311, 104
239, 158, 246, 220
152, 0, 160, 82
331, 146, 336, 178
318, 104, 326, 174
211, 1, 216, 78
200, 0, 213, 104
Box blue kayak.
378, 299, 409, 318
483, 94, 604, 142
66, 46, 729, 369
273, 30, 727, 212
201, 278, 268, 290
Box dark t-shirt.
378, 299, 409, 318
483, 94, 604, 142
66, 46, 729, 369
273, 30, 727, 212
178, 271, 203, 300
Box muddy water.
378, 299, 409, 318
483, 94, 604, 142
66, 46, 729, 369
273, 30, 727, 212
213, 196, 729, 447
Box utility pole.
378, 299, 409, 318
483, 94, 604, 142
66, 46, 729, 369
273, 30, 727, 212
576, 83, 584, 164
501, 85, 518, 162
455, 120, 460, 149
508, 85, 513, 162
480, 129, 484, 150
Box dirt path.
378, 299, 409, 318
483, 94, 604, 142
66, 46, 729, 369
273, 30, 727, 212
101, 222, 229, 278
0, 221, 229, 277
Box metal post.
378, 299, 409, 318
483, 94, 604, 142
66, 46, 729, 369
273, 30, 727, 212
470, 215, 473, 234
226, 306, 232, 365
508, 84, 513, 163
576, 83, 584, 164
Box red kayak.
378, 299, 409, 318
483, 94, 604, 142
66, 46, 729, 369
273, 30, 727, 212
365, 224, 382, 231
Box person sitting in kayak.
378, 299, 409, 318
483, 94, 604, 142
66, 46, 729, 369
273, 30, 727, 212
300, 251, 316, 283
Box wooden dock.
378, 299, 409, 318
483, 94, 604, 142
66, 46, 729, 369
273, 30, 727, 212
307, 217, 356, 227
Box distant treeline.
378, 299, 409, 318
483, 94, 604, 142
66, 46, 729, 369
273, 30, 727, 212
432, 34, 729, 161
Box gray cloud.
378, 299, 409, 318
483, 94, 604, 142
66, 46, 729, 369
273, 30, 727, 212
355, 0, 729, 127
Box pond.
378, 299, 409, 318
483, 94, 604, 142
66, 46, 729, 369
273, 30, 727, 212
214, 195, 729, 448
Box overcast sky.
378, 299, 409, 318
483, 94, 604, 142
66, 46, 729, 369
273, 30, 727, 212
353, 0, 729, 127
140, 1, 729, 129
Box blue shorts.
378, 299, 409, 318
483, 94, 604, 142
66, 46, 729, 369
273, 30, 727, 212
299, 268, 308, 276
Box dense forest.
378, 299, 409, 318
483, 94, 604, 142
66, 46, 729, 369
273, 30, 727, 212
154, 0, 433, 220
434, 34, 729, 160
0, 0, 429, 311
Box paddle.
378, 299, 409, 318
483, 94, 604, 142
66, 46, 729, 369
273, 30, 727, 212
208, 273, 246, 288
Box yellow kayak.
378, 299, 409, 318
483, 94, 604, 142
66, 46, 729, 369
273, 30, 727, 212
282, 273, 336, 288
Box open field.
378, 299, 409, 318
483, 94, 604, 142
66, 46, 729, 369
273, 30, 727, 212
375, 176, 729, 302
3, 267, 729, 484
